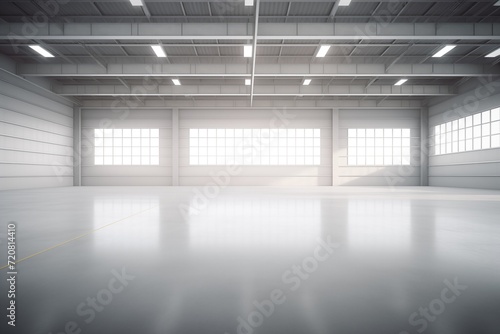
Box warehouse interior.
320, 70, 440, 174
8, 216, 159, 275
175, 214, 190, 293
0, 0, 500, 333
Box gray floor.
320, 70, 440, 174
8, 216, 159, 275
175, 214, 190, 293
1, 186, 500, 334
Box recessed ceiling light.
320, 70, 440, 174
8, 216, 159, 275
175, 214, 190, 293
245, 0, 254, 6
316, 45, 331, 58
29, 45, 54, 58
395, 79, 408, 86
432, 45, 456, 58
172, 79, 181, 86
130, 0, 143, 6
303, 79, 312, 86
244, 45, 253, 57
339, 0, 352, 6
151, 45, 166, 58
485, 47, 500, 58
245, 79, 251, 85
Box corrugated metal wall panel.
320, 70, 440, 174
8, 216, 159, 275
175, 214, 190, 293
0, 77, 73, 190
428, 82, 500, 190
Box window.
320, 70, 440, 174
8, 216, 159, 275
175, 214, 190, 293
348, 128, 411, 166
94, 128, 159, 165
433, 108, 500, 155
189, 128, 321, 165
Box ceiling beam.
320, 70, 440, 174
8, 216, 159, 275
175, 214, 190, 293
3, 15, 498, 23
2, 22, 500, 41
327, 0, 341, 21
250, 0, 260, 107
80, 98, 425, 109
117, 78, 130, 89
90, 2, 103, 16
18, 63, 500, 78
5, 0, 493, 2
391, 2, 410, 23
8, 42, 499, 48
53, 83, 455, 97
141, 1, 152, 21
386, 43, 414, 72
80, 44, 107, 69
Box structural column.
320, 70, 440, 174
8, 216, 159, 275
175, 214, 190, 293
172, 108, 179, 186
420, 108, 429, 186
332, 108, 340, 186
73, 106, 81, 186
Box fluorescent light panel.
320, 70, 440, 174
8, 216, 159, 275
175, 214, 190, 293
339, 0, 352, 6
245, 0, 254, 6
151, 45, 166, 57
245, 79, 251, 85
303, 79, 312, 86
172, 79, 181, 86
316, 45, 331, 58
29, 45, 54, 58
244, 45, 253, 57
432, 45, 456, 58
395, 79, 408, 86
129, 0, 143, 6
485, 47, 500, 58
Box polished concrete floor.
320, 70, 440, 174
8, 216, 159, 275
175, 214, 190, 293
1, 186, 500, 334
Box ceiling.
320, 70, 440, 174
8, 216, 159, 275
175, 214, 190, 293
0, 0, 500, 107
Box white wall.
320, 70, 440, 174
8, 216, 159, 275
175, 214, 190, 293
337, 109, 422, 186
0, 70, 74, 190
78, 107, 428, 187
428, 78, 500, 190
179, 109, 332, 186
81, 108, 172, 186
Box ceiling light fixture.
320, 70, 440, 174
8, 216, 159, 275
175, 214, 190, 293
303, 79, 312, 86
316, 45, 331, 58
244, 45, 253, 57
172, 79, 181, 86
245, 0, 254, 6
494, 0, 500, 6
339, 0, 352, 6
129, 0, 143, 6
151, 45, 166, 58
432, 45, 456, 58
29, 45, 54, 58
395, 79, 408, 86
485, 47, 500, 58
245, 79, 251, 85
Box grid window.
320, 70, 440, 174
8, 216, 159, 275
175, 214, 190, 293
94, 128, 159, 165
189, 128, 321, 166
348, 128, 411, 166
433, 107, 500, 156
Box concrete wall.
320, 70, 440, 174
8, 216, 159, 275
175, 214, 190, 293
429, 78, 500, 190
0, 68, 74, 191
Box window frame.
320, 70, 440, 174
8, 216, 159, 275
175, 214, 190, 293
189, 128, 321, 166
433, 107, 500, 156
347, 128, 412, 166
94, 128, 160, 166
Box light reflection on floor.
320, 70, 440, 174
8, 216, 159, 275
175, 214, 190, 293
0, 186, 499, 334
93, 196, 160, 251
348, 199, 411, 252
187, 198, 321, 251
